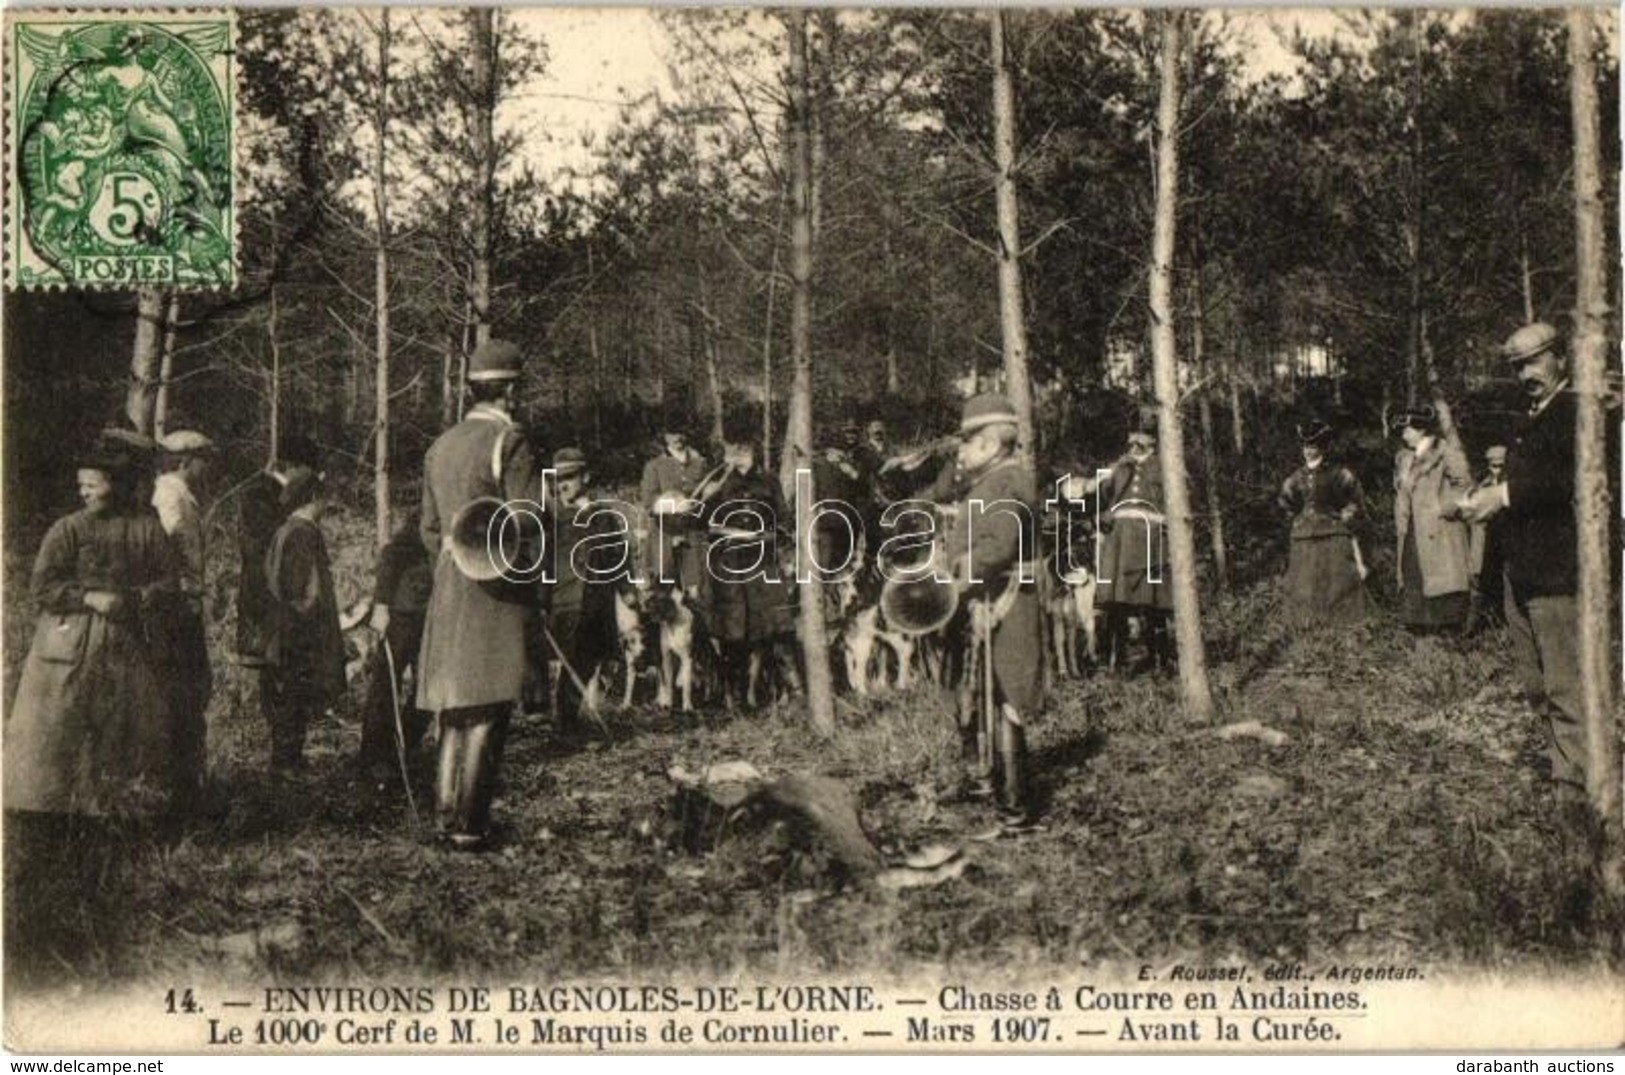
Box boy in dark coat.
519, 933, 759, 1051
357, 508, 434, 782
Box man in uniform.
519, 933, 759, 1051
417, 339, 542, 849
153, 429, 214, 812
639, 421, 709, 600
1459, 322, 1599, 840
926, 394, 1043, 832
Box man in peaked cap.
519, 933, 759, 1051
918, 393, 1044, 833
152, 428, 216, 811
544, 446, 625, 734
1459, 323, 1603, 846
416, 339, 543, 849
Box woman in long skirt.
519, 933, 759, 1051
1279, 420, 1367, 627
4, 446, 180, 972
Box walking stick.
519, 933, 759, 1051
381, 636, 422, 831
541, 623, 611, 737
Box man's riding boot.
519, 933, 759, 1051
1152, 614, 1177, 672
1461, 588, 1484, 639
1100, 607, 1125, 671
958, 709, 993, 800
436, 705, 510, 848
995, 708, 1032, 825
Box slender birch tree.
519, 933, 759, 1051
989, 10, 1034, 461
786, 9, 836, 737
1149, 12, 1215, 722
1565, 8, 1622, 849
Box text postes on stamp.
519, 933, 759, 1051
7, 11, 235, 290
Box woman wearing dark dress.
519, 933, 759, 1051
4, 448, 181, 973
1279, 420, 1367, 628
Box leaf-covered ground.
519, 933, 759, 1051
5, 524, 1621, 992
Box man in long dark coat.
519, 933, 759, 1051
1459, 323, 1607, 843
921, 394, 1043, 832
417, 339, 541, 849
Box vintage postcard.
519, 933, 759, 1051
2, 4, 1621, 1057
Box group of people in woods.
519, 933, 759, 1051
2, 320, 1612, 882
1279, 321, 1612, 843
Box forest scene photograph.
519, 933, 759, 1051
1, 6, 1621, 1050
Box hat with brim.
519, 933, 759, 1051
1501, 322, 1560, 365
158, 429, 214, 455
278, 465, 323, 508
99, 426, 157, 456
552, 447, 588, 475
1296, 420, 1333, 446
959, 393, 1019, 435
1485, 445, 1508, 464
1392, 405, 1438, 435
468, 339, 523, 383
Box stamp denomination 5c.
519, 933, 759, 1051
7, 11, 235, 290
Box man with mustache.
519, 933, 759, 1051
1458, 322, 1601, 844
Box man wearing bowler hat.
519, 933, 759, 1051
417, 339, 543, 849
1458, 323, 1602, 843
921, 393, 1044, 833
639, 417, 710, 600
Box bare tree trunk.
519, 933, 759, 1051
267, 280, 281, 465
1403, 10, 1426, 410
441, 339, 457, 430
1566, 8, 1622, 843
1150, 12, 1214, 722
1192, 271, 1228, 589
372, 10, 393, 550
1518, 221, 1537, 324
786, 9, 834, 737
587, 243, 604, 447
470, 8, 496, 350
126, 289, 166, 436
990, 9, 1035, 463
1226, 345, 1244, 454
703, 315, 725, 450
457, 284, 473, 423
882, 230, 901, 395
154, 293, 180, 437
761, 189, 784, 474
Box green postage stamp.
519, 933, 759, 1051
6, 11, 235, 290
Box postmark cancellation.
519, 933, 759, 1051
5, 10, 235, 290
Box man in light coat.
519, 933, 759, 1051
417, 339, 542, 849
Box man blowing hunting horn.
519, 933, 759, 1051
416, 339, 544, 850
917, 393, 1045, 834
